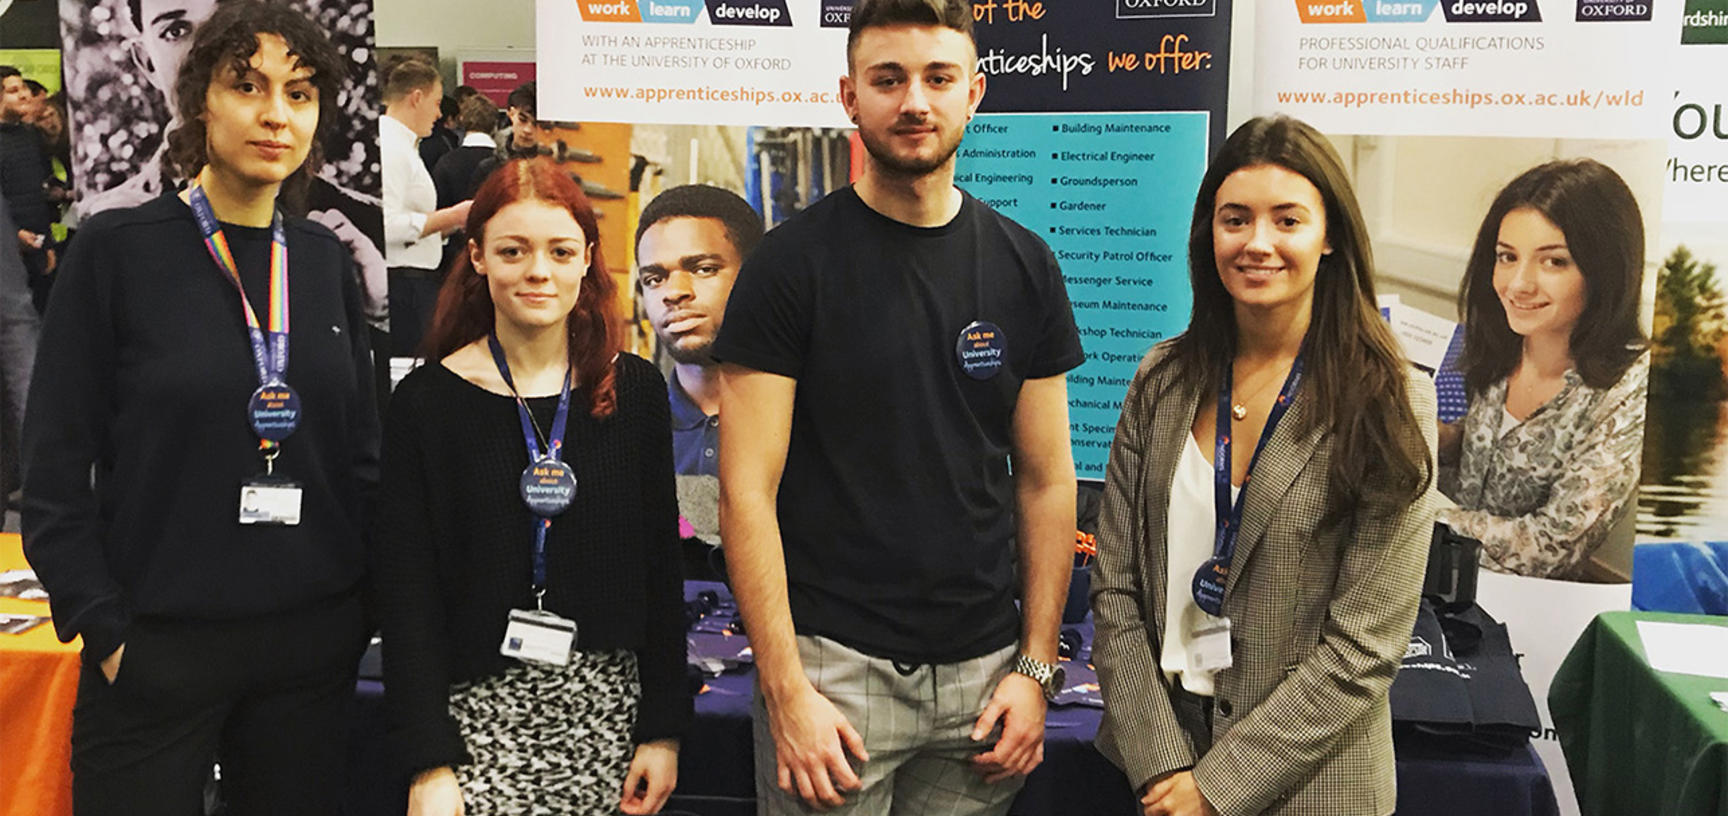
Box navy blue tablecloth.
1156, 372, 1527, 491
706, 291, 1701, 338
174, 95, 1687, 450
347, 581, 1560, 816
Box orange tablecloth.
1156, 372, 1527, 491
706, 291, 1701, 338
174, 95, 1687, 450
0, 532, 77, 816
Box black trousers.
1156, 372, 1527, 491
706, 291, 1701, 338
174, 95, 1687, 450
387, 266, 441, 358
70, 592, 368, 816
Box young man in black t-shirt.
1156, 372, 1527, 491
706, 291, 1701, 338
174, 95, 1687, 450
712, 2, 1083, 814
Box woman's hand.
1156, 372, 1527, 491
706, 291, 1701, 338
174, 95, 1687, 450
407, 766, 464, 816
620, 738, 679, 815
1140, 771, 1217, 816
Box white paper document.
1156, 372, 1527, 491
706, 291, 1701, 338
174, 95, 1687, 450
1636, 620, 1728, 679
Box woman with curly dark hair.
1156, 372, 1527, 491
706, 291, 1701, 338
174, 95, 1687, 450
21, 3, 377, 813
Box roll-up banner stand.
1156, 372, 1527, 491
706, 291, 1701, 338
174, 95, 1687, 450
61, 0, 387, 322
539, 1, 1230, 477
1639, 2, 1728, 564
1254, 1, 1681, 812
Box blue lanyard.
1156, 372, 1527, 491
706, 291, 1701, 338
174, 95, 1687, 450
1196, 354, 1304, 614
188, 186, 289, 388
487, 334, 572, 592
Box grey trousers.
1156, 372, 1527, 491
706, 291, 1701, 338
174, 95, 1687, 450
753, 635, 1023, 816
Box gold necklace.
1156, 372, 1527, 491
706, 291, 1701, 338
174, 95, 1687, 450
1231, 363, 1290, 421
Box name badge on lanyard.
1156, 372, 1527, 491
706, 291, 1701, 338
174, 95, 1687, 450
1192, 355, 1305, 619
487, 333, 580, 665
189, 185, 305, 526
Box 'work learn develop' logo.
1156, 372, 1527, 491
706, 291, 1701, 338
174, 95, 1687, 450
1295, 0, 1542, 22
577, 0, 791, 25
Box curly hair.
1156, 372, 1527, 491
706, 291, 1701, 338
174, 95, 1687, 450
163, 0, 346, 213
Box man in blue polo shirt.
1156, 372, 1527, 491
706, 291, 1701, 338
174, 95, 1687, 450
635, 184, 764, 476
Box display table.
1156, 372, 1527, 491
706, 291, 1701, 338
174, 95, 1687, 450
666, 582, 1559, 816
1550, 611, 1728, 816
0, 532, 77, 816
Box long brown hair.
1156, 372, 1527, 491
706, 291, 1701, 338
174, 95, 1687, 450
1157, 115, 1431, 521
424, 159, 621, 418
1457, 159, 1646, 395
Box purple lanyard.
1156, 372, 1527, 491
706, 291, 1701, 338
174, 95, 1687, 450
1193, 354, 1305, 616
487, 333, 572, 592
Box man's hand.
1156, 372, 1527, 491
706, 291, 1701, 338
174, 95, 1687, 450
620, 738, 678, 814
1140, 771, 1217, 816
766, 679, 870, 811
968, 671, 1046, 783
16, 229, 42, 250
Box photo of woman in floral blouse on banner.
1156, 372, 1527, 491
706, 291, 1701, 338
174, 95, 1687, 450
1439, 158, 1649, 582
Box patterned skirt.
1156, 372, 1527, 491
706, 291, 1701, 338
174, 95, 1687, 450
449, 650, 640, 815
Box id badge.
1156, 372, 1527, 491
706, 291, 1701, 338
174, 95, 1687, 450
1190, 616, 1234, 673
499, 608, 576, 666
239, 479, 302, 526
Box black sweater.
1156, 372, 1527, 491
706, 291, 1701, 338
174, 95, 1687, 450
375, 357, 690, 777
0, 121, 53, 234
21, 194, 380, 662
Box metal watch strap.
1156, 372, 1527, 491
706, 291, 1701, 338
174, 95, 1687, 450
1013, 653, 1057, 698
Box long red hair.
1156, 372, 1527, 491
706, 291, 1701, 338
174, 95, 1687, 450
423, 158, 622, 417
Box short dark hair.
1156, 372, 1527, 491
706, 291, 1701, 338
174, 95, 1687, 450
454, 84, 481, 103
22, 79, 45, 96
456, 93, 498, 134
130, 0, 237, 34
382, 57, 440, 103
0, 66, 19, 82
846, 0, 975, 69
1458, 159, 1647, 393
634, 184, 765, 261
164, 1, 345, 212
507, 81, 537, 116
439, 94, 459, 120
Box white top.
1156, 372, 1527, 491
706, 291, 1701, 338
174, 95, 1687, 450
461, 131, 498, 149
380, 114, 441, 269
1499, 406, 1521, 437
1161, 433, 1235, 696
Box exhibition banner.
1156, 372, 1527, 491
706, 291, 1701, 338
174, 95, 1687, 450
1254, 0, 1676, 138
460, 58, 537, 108
61, 0, 388, 319
1638, 4, 1728, 544
536, 0, 851, 127
958, 0, 1231, 478
1254, 2, 1686, 809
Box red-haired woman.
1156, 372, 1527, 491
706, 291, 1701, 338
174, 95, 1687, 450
375, 158, 688, 816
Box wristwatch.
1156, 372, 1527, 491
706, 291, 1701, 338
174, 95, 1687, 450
1012, 653, 1066, 701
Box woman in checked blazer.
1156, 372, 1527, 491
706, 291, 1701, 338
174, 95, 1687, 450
1090, 115, 1441, 816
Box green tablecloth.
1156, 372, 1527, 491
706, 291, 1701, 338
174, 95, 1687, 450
1550, 611, 1728, 816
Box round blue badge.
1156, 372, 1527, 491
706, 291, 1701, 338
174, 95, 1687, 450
248, 384, 301, 441
1192, 558, 1229, 617
955, 320, 1006, 380
519, 458, 577, 517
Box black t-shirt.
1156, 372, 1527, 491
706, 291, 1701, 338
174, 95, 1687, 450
712, 186, 1084, 663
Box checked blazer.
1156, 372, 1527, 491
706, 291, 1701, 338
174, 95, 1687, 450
1089, 344, 1440, 816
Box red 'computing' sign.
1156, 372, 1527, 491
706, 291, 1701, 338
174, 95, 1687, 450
460, 61, 537, 107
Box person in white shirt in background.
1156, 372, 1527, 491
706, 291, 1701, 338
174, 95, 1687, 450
380, 58, 470, 358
